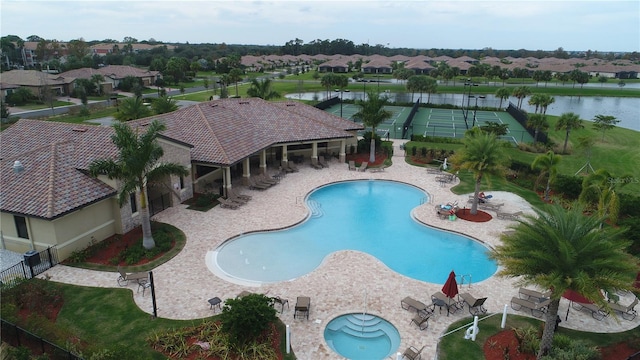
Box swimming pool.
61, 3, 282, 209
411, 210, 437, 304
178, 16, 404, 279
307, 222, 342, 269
208, 180, 497, 284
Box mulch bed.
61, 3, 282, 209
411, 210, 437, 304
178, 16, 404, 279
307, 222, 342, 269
345, 152, 387, 167
455, 208, 493, 222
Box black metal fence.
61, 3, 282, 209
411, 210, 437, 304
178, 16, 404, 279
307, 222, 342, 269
149, 193, 171, 216
401, 98, 420, 139
0, 246, 59, 287
314, 96, 340, 110
1, 319, 84, 359
628, 351, 640, 360
506, 102, 548, 144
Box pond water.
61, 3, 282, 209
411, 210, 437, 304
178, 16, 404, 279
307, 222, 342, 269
286, 91, 640, 132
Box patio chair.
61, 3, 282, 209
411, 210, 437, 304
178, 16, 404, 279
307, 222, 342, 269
511, 297, 550, 318
271, 296, 289, 313
479, 202, 505, 211
348, 160, 356, 171
287, 162, 300, 172
218, 197, 240, 209
609, 297, 638, 321
294, 296, 310, 319
459, 293, 488, 316
116, 266, 148, 286
257, 173, 278, 185
358, 162, 368, 172
310, 161, 323, 170
410, 312, 431, 330
402, 345, 425, 360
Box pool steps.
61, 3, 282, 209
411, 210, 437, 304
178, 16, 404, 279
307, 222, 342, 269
307, 199, 324, 218
325, 313, 401, 355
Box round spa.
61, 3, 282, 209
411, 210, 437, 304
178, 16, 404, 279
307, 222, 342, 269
324, 313, 400, 360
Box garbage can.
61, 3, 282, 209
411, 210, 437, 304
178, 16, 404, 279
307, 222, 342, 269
24, 250, 41, 267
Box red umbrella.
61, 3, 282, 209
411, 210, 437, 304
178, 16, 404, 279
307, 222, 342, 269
442, 270, 459, 299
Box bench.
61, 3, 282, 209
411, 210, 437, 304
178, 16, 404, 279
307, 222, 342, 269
511, 297, 550, 318
571, 302, 609, 321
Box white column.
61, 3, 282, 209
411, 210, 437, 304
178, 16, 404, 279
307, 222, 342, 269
339, 139, 346, 163
260, 150, 267, 174
243, 158, 250, 186
311, 142, 318, 165
281, 144, 288, 167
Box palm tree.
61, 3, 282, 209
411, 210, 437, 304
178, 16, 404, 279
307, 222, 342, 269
450, 128, 507, 214
526, 113, 549, 144
151, 95, 178, 114
531, 151, 561, 201
228, 68, 243, 97
555, 112, 584, 154
491, 203, 638, 359
579, 169, 632, 226
592, 114, 620, 142
528, 93, 544, 114
115, 97, 152, 121
89, 120, 189, 249
90, 74, 105, 96
494, 87, 511, 109
539, 94, 555, 115
512, 86, 531, 108
353, 90, 392, 163
246, 78, 280, 100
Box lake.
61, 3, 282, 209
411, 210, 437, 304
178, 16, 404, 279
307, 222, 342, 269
286, 91, 640, 132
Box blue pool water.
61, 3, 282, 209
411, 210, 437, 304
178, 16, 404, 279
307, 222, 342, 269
324, 313, 400, 359
212, 180, 497, 283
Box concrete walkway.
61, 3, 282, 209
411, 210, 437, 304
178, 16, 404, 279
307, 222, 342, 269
41, 143, 639, 359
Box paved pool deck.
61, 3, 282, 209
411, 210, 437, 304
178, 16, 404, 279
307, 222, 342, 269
41, 140, 639, 359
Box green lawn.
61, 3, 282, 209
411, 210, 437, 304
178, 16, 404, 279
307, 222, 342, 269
438, 313, 640, 360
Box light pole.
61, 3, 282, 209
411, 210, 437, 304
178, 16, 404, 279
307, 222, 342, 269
335, 89, 344, 118
462, 79, 478, 129
470, 95, 486, 128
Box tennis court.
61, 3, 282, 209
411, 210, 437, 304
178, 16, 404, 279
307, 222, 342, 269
324, 103, 534, 145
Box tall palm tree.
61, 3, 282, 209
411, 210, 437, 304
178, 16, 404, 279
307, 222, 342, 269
512, 86, 531, 108
450, 128, 507, 214
353, 90, 392, 163
531, 151, 561, 201
579, 169, 632, 226
115, 96, 152, 121
494, 87, 511, 109
528, 93, 544, 114
89, 120, 189, 249
539, 94, 555, 115
526, 113, 549, 145
246, 78, 280, 100
555, 112, 584, 154
228, 68, 243, 97
491, 203, 638, 359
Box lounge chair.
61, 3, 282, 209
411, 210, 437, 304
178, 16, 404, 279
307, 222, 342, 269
402, 345, 425, 360
218, 197, 240, 209
229, 188, 251, 200
225, 194, 247, 205
479, 202, 505, 211
288, 162, 300, 172
410, 312, 431, 330
511, 297, 550, 318
116, 266, 147, 286
310, 161, 323, 170
248, 177, 270, 190
518, 287, 551, 302
272, 296, 289, 313
426, 167, 441, 174
348, 160, 356, 171
319, 156, 330, 168
431, 291, 462, 315
401, 296, 431, 316
572, 301, 609, 320
459, 293, 488, 316
609, 297, 638, 321
358, 162, 368, 172
294, 296, 310, 319
257, 173, 278, 185
497, 211, 523, 220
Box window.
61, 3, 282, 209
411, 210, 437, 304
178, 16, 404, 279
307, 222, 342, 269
179, 176, 185, 189
14, 216, 28, 239
130, 193, 138, 214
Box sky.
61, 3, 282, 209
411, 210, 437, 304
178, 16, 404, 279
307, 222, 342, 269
1, 0, 638, 52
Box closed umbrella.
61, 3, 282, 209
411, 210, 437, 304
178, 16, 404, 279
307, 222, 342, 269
440, 270, 459, 316
442, 157, 448, 170
442, 270, 459, 299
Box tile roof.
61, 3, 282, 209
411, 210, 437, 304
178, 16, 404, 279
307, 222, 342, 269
137, 98, 363, 166
0, 70, 73, 87
1, 99, 362, 218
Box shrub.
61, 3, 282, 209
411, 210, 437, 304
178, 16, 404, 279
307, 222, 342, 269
513, 326, 540, 354
619, 193, 640, 218
553, 174, 583, 200
220, 293, 277, 346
